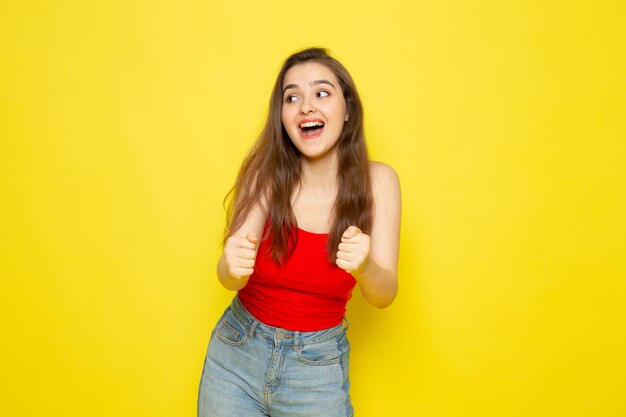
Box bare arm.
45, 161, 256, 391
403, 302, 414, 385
336, 162, 401, 308
217, 201, 267, 291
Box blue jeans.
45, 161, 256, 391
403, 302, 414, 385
198, 296, 353, 417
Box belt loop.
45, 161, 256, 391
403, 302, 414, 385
248, 320, 259, 339
294, 331, 300, 347
342, 317, 349, 331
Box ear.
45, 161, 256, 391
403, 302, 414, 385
345, 114, 349, 122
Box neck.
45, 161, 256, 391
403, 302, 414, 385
300, 151, 338, 191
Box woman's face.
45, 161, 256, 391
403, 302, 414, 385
281, 62, 348, 161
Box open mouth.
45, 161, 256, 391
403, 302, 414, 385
298, 120, 325, 138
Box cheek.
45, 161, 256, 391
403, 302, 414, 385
282, 109, 295, 129
340, 102, 348, 119
328, 101, 347, 120
281, 110, 297, 140
333, 105, 348, 135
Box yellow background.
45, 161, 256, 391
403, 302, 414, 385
1, 1, 625, 416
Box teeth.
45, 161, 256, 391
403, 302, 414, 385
300, 121, 324, 128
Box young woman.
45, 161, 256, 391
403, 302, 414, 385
198, 47, 401, 417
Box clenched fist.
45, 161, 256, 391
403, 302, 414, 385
223, 232, 259, 279
336, 226, 370, 274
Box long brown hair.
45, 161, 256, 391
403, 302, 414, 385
224, 47, 373, 264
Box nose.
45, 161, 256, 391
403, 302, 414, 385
299, 97, 315, 114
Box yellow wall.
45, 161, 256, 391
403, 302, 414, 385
1, 1, 625, 416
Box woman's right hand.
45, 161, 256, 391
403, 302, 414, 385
223, 232, 259, 279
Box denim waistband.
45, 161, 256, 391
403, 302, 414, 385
230, 295, 348, 347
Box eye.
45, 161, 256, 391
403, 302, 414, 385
285, 94, 299, 103
317, 90, 330, 98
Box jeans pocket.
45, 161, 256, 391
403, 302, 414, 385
297, 337, 342, 366
214, 309, 248, 347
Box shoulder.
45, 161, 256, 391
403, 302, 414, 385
369, 161, 400, 196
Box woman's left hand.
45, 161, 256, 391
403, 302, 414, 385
336, 225, 371, 275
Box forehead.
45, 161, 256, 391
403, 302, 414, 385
282, 62, 341, 89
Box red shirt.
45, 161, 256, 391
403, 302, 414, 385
238, 228, 357, 331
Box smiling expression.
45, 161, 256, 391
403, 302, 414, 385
281, 62, 348, 161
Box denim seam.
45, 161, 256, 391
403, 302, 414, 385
296, 335, 343, 366
299, 328, 344, 345
230, 301, 252, 328
296, 351, 342, 366
263, 345, 286, 410
339, 342, 352, 417
215, 329, 248, 347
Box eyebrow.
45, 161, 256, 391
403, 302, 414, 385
282, 79, 336, 94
